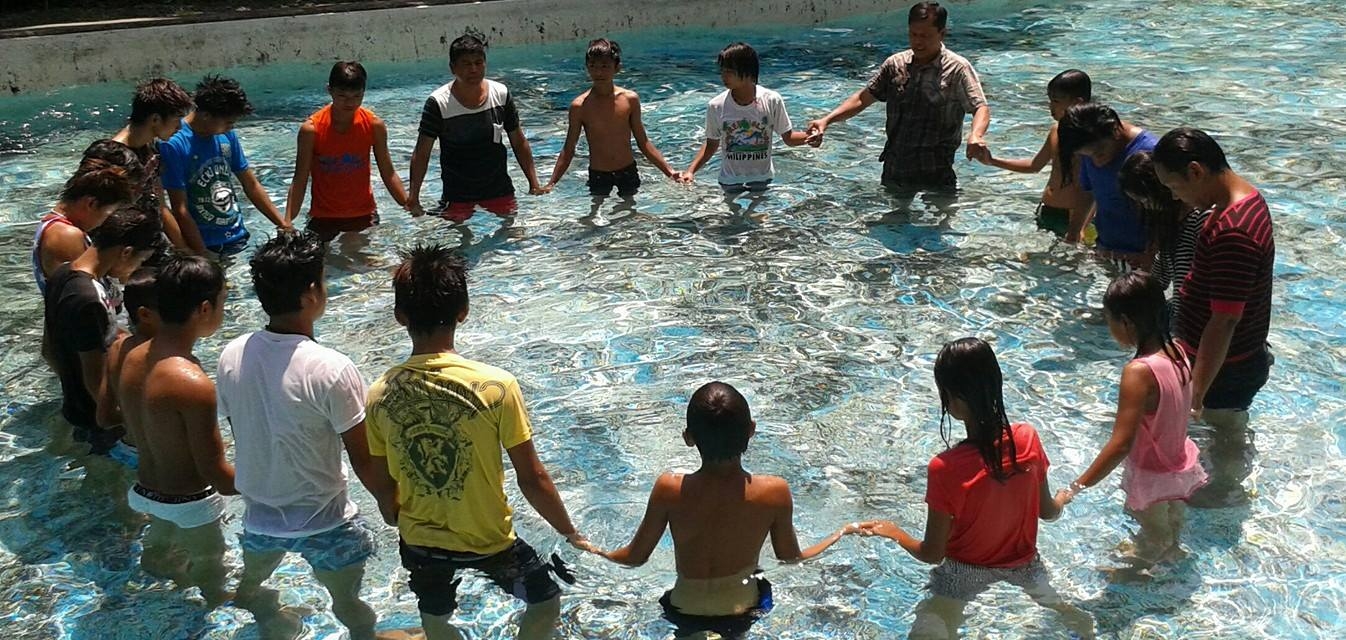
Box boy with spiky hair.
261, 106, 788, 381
101, 77, 195, 248
286, 62, 411, 240
218, 229, 400, 638
160, 75, 289, 255
366, 244, 591, 639
544, 38, 679, 197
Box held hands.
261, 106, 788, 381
530, 183, 551, 196
965, 137, 990, 163
805, 120, 827, 147
673, 171, 695, 185
854, 519, 902, 540
564, 531, 599, 554
406, 196, 426, 217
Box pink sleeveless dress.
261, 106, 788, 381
1121, 352, 1208, 510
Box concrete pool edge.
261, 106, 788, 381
0, 0, 987, 97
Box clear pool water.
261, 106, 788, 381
2, 0, 1345, 638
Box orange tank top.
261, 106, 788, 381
308, 104, 377, 219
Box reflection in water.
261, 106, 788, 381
1, 0, 1345, 638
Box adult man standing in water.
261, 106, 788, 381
807, 1, 990, 194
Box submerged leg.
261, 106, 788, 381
315, 561, 379, 640
517, 595, 560, 640
179, 519, 231, 607
909, 595, 969, 639
235, 548, 304, 640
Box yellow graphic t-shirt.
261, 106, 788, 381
366, 352, 533, 554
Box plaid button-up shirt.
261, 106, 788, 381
866, 46, 987, 183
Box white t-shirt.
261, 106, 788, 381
705, 85, 794, 185
217, 330, 366, 538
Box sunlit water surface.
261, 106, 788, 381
1, 0, 1344, 637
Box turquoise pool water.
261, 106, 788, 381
2, 0, 1345, 637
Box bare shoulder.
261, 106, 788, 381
159, 355, 216, 402
571, 90, 591, 110
298, 121, 318, 135
618, 87, 641, 102
748, 473, 793, 506
652, 470, 685, 497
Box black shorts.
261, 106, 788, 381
1035, 203, 1070, 237
587, 163, 641, 197
1203, 345, 1273, 411
399, 538, 561, 616
659, 578, 773, 638
307, 213, 378, 241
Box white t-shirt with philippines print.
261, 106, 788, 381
705, 85, 794, 185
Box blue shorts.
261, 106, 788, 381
239, 519, 376, 572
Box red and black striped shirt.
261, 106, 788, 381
1175, 190, 1275, 361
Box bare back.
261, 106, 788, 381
118, 339, 217, 494
1042, 123, 1086, 209
577, 87, 638, 172
664, 470, 795, 579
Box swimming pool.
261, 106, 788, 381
2, 0, 1345, 637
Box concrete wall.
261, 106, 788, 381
1, 0, 977, 96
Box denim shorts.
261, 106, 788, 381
399, 538, 560, 616
239, 518, 376, 572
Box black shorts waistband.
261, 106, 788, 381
132, 483, 216, 504
589, 163, 638, 178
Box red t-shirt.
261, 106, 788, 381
924, 422, 1049, 568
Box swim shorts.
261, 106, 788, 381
588, 163, 641, 197
399, 538, 561, 616
926, 556, 1051, 602
307, 213, 378, 241
127, 483, 225, 529
240, 518, 377, 572
720, 180, 772, 194
1035, 203, 1070, 237
206, 234, 251, 258
660, 576, 773, 639
439, 196, 518, 223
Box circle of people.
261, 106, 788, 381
35, 3, 1276, 639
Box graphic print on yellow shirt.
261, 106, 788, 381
366, 353, 533, 555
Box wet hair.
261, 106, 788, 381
686, 381, 753, 462
909, 1, 949, 29
1120, 151, 1184, 255
123, 266, 159, 329
80, 139, 147, 186
449, 34, 487, 66
933, 338, 1021, 482
87, 204, 161, 252
193, 75, 254, 119
1153, 127, 1231, 176
129, 78, 193, 125
1056, 102, 1122, 187
60, 159, 135, 206
393, 244, 468, 335
328, 61, 367, 92
249, 229, 328, 316
156, 254, 226, 324
1047, 69, 1091, 102
717, 42, 759, 82
1103, 272, 1189, 381
586, 38, 621, 66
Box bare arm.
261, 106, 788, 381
769, 481, 854, 562
987, 126, 1055, 173
506, 438, 581, 541
284, 123, 317, 223
807, 88, 878, 144
1055, 360, 1151, 510
408, 134, 436, 214
181, 371, 236, 495
601, 472, 673, 566
546, 101, 584, 190
371, 118, 410, 209
1039, 473, 1063, 522
1191, 311, 1241, 416
507, 127, 544, 194
1066, 198, 1096, 244
683, 138, 721, 179
237, 169, 289, 229
859, 507, 953, 565
167, 189, 207, 253
78, 349, 108, 424
780, 130, 810, 147
95, 339, 124, 428
631, 95, 676, 178
965, 104, 991, 160
341, 422, 401, 525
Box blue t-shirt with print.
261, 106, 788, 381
1080, 129, 1158, 254
159, 120, 250, 249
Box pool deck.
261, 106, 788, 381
0, 0, 968, 97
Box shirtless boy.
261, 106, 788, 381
545, 38, 678, 197
976, 70, 1091, 237
118, 254, 236, 605
595, 381, 856, 639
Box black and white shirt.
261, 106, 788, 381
419, 79, 521, 203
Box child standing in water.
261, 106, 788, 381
1054, 272, 1207, 565
976, 70, 1091, 237
857, 338, 1093, 639
594, 381, 857, 639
